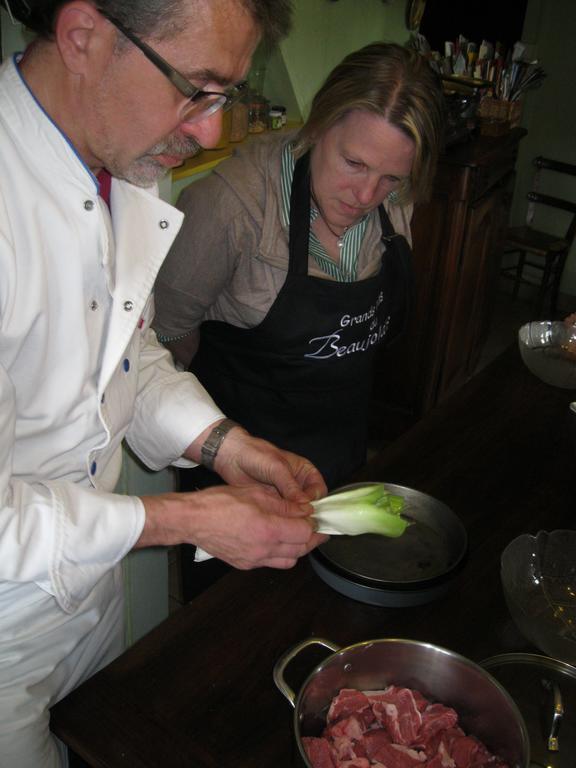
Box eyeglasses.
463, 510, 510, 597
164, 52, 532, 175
99, 9, 247, 123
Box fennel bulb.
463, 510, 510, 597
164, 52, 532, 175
311, 483, 408, 537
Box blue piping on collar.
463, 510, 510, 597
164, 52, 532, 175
13, 52, 100, 193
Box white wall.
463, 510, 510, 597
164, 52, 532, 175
514, 0, 576, 301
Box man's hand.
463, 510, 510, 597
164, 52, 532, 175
185, 420, 328, 503
137, 484, 328, 570
212, 427, 328, 503
135, 420, 330, 569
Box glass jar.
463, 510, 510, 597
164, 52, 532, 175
229, 101, 249, 142
248, 98, 268, 134
271, 104, 287, 127
268, 108, 283, 130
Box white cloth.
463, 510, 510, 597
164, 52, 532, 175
0, 55, 225, 766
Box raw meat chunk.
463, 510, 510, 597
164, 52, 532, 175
326, 716, 365, 761
450, 734, 493, 768
418, 703, 459, 745
302, 685, 511, 768
328, 689, 375, 728
369, 742, 427, 768
303, 736, 337, 768
367, 687, 422, 745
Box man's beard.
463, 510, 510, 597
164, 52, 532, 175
115, 135, 203, 187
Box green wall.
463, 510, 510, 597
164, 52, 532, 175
261, 0, 409, 121
0, 7, 33, 56
280, 0, 408, 118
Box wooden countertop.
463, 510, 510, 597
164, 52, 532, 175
172, 120, 302, 181
50, 345, 576, 767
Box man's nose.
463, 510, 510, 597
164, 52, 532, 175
181, 108, 223, 150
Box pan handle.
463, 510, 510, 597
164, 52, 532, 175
273, 637, 341, 707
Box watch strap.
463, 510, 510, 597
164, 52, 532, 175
200, 418, 240, 471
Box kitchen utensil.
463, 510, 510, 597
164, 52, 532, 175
501, 530, 576, 665
540, 677, 563, 751
569, 401, 576, 457
308, 482, 467, 607
518, 321, 576, 389
274, 637, 530, 768
481, 653, 576, 768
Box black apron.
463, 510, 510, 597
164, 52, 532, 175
188, 152, 413, 490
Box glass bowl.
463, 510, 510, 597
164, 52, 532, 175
518, 320, 576, 388
501, 530, 576, 664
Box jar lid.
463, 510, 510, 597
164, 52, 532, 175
481, 653, 576, 767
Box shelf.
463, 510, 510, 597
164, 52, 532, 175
171, 146, 234, 181
171, 121, 302, 182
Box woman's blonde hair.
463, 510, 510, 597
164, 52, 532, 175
293, 42, 445, 204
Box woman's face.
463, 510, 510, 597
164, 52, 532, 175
309, 110, 416, 230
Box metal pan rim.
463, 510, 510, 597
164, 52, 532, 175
309, 544, 468, 590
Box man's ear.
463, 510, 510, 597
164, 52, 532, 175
54, 1, 112, 75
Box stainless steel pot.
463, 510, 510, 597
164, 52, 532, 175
274, 637, 530, 768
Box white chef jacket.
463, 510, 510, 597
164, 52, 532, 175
0, 55, 225, 614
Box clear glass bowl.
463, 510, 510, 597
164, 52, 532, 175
518, 321, 576, 388
501, 530, 576, 664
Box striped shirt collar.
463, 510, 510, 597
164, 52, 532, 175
280, 142, 368, 282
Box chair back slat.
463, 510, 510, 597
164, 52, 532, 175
526, 158, 576, 244
527, 191, 576, 215
505, 154, 576, 315
533, 156, 576, 176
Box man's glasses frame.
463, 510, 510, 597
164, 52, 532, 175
99, 9, 247, 121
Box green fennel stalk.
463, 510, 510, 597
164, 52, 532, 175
311, 483, 408, 537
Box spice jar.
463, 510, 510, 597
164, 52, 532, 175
271, 104, 287, 127
268, 108, 283, 130
229, 101, 249, 142
248, 98, 268, 134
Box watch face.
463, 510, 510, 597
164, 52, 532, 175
406, 0, 427, 30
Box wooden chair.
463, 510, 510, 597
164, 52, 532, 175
501, 156, 576, 317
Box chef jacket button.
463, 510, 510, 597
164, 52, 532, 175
123, 358, 130, 372
90, 300, 98, 311
84, 200, 95, 211
90, 461, 97, 475
159, 219, 169, 230
123, 300, 134, 312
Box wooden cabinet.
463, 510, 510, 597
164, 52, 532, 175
372, 128, 526, 433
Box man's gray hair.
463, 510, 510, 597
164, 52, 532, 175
0, 0, 292, 44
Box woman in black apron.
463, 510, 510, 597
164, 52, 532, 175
189, 151, 412, 491
154, 43, 445, 598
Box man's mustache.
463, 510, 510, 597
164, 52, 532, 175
148, 136, 203, 159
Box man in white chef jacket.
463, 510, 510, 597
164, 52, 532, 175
0, 1, 327, 765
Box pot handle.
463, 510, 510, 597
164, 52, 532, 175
273, 637, 341, 708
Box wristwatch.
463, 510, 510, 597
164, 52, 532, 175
200, 418, 240, 470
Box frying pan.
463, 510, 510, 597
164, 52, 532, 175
308, 483, 467, 607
